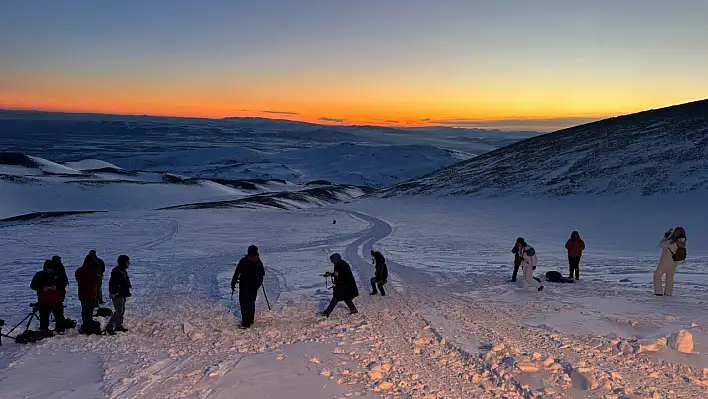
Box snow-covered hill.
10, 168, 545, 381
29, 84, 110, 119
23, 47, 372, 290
381, 99, 708, 197
0, 153, 371, 220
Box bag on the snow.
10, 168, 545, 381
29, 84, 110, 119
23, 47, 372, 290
671, 247, 686, 262
545, 271, 574, 283
79, 320, 103, 335
15, 329, 54, 344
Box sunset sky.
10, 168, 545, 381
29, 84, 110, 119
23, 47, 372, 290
1, 0, 707, 131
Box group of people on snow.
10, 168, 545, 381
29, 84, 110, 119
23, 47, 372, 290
508, 227, 687, 297
29, 250, 132, 336
230, 246, 388, 328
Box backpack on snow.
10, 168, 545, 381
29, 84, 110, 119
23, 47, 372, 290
671, 246, 687, 262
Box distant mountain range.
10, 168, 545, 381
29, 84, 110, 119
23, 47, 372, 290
380, 99, 708, 197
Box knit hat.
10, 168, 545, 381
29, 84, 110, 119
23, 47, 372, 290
43, 260, 54, 270
117, 255, 130, 265
247, 245, 259, 256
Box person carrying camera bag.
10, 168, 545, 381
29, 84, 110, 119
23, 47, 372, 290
654, 227, 687, 296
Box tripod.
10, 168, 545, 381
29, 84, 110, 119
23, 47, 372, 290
0, 304, 40, 345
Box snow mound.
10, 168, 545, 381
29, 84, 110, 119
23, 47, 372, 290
0, 152, 84, 176
64, 159, 122, 171
381, 99, 708, 197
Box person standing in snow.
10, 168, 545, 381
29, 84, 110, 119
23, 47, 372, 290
654, 227, 687, 296
106, 255, 132, 335
370, 250, 388, 296
30, 260, 66, 333
231, 245, 265, 329
321, 253, 359, 317
75, 255, 103, 334
87, 250, 106, 305
510, 237, 524, 282
516, 238, 544, 291
565, 231, 585, 280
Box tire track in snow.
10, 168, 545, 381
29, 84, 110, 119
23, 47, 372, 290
132, 219, 180, 250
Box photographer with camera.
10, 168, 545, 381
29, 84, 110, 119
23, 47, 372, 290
50, 255, 69, 301
654, 227, 687, 296
30, 260, 66, 334
231, 245, 265, 329
370, 250, 388, 296
320, 253, 359, 317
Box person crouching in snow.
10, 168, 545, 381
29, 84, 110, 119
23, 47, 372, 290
106, 255, 132, 335
321, 253, 359, 317
231, 245, 265, 329
654, 227, 686, 296
516, 238, 544, 291
565, 231, 585, 280
370, 250, 388, 296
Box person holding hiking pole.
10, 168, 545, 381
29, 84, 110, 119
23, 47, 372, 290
231, 245, 265, 329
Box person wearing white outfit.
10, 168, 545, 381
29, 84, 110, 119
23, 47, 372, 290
516, 237, 544, 292
654, 227, 687, 296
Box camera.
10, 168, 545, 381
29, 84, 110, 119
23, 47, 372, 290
322, 272, 333, 277
664, 228, 674, 238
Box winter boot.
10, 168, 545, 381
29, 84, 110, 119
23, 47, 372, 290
320, 311, 330, 318
114, 326, 128, 333
105, 328, 116, 336
538, 286, 544, 292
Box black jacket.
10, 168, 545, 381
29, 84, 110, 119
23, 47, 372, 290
232, 255, 265, 291
108, 265, 132, 298
333, 260, 359, 301
511, 246, 522, 265
30, 270, 63, 292
372, 252, 388, 282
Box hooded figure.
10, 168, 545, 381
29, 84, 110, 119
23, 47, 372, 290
321, 253, 359, 317
51, 255, 69, 300
75, 255, 103, 334
654, 227, 687, 296
231, 245, 265, 329
516, 238, 544, 291
88, 250, 106, 305
106, 255, 132, 335
565, 231, 585, 280
30, 260, 66, 333
370, 250, 388, 296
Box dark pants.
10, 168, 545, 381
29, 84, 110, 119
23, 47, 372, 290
80, 299, 96, 329
323, 296, 357, 314
38, 303, 65, 332
96, 281, 104, 305
370, 278, 386, 296
239, 287, 258, 328
569, 256, 581, 279
107, 297, 126, 329
511, 258, 522, 281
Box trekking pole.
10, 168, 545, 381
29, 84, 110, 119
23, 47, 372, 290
262, 285, 271, 310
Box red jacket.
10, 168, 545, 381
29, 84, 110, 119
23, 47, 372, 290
565, 238, 585, 257
75, 262, 102, 301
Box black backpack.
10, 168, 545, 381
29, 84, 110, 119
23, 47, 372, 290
671, 246, 687, 262
545, 271, 563, 282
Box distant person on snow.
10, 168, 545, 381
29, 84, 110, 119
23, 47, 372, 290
516, 238, 544, 291
231, 245, 265, 329
370, 250, 388, 296
321, 253, 359, 317
106, 255, 132, 335
654, 227, 687, 296
565, 231, 585, 280
75, 256, 103, 334
510, 237, 524, 282
30, 260, 67, 333
87, 250, 106, 305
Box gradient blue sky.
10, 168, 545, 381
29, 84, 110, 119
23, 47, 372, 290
1, 0, 707, 130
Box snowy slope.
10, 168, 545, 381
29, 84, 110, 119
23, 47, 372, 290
0, 153, 374, 219
381, 99, 708, 197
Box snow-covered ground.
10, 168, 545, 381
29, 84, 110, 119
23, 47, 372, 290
1, 195, 707, 398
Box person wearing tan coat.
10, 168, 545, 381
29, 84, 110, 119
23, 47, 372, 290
654, 227, 687, 296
